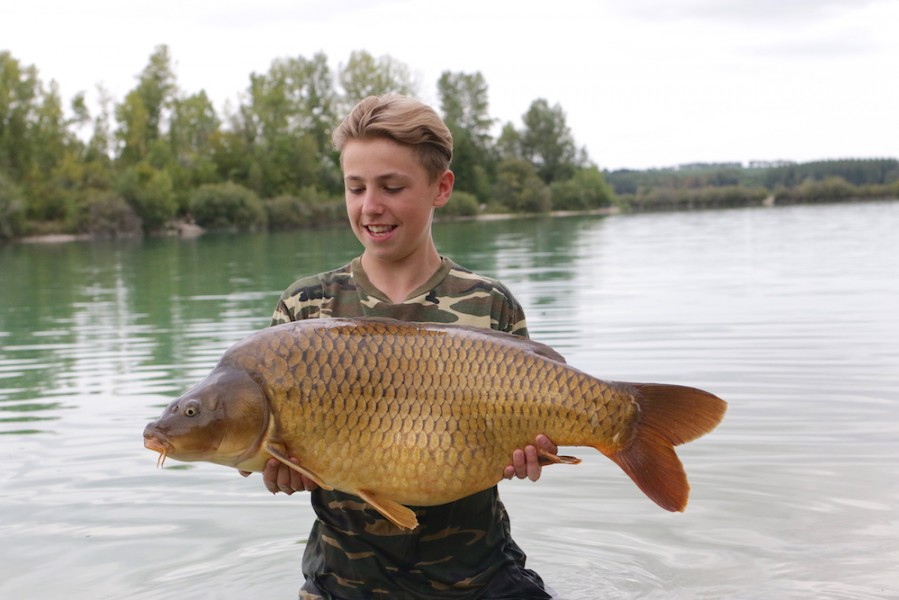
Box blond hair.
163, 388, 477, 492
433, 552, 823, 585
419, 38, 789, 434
333, 94, 453, 182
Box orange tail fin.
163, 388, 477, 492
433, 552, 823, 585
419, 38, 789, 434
604, 383, 726, 512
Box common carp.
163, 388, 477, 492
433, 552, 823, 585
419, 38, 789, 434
143, 317, 726, 530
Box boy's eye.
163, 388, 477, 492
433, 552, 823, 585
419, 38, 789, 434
347, 187, 364, 194
384, 186, 403, 194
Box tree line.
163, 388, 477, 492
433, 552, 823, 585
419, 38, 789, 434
606, 158, 899, 211
0, 45, 614, 241
2, 45, 896, 242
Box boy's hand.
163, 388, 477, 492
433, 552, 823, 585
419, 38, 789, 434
240, 457, 319, 494
504, 434, 558, 482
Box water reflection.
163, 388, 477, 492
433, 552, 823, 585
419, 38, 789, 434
1, 201, 898, 599
436, 214, 615, 352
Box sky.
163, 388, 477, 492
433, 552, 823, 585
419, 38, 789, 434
2, 0, 897, 171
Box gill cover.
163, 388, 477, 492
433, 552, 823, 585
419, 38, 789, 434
143, 366, 268, 466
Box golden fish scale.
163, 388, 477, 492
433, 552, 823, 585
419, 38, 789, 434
236, 320, 637, 506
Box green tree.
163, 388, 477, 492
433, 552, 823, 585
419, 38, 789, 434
230, 52, 336, 197
0, 51, 39, 183
495, 122, 523, 162
31, 82, 70, 174
437, 71, 494, 200
439, 190, 479, 218
300, 52, 338, 155
189, 181, 267, 231
116, 45, 177, 166
338, 50, 417, 108
23, 80, 76, 221
117, 162, 177, 232
0, 52, 92, 224
76, 190, 142, 238
115, 90, 150, 164
263, 186, 344, 230
0, 170, 25, 240
520, 98, 581, 184
789, 176, 857, 203
168, 90, 222, 208
74, 86, 117, 196
550, 166, 617, 210
85, 86, 116, 163
492, 159, 551, 213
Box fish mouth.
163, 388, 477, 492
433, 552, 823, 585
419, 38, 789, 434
144, 435, 172, 468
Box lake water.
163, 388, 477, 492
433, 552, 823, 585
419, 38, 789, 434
1, 201, 897, 599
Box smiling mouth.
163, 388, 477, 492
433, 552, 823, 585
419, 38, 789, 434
365, 225, 396, 236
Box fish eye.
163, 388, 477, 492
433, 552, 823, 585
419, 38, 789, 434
183, 401, 200, 417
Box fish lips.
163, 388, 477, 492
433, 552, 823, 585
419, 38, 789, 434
143, 422, 176, 457
142, 429, 171, 454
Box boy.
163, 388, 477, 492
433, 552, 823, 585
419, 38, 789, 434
251, 94, 556, 599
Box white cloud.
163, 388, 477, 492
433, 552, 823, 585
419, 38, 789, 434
1, 0, 896, 169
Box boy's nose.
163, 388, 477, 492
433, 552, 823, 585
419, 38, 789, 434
361, 191, 385, 214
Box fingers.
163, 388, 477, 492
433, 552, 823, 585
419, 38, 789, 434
505, 435, 558, 482
278, 458, 301, 494
505, 445, 539, 481
535, 433, 558, 455
524, 445, 540, 482
260, 458, 319, 494
510, 448, 527, 479
263, 458, 283, 494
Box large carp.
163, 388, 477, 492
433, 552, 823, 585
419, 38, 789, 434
143, 317, 726, 530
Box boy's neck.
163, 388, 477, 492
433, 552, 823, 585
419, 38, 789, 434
361, 247, 443, 304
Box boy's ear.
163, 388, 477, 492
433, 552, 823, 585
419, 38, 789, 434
433, 169, 454, 208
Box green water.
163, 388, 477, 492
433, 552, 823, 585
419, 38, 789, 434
2, 204, 898, 599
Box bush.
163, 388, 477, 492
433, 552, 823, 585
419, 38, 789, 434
76, 191, 143, 238
117, 163, 177, 233
189, 182, 267, 231
264, 195, 312, 230
550, 166, 616, 211
264, 187, 345, 230
778, 176, 858, 203
492, 159, 551, 213
440, 191, 480, 218
0, 172, 26, 242
626, 185, 770, 211
306, 199, 346, 227
296, 186, 345, 228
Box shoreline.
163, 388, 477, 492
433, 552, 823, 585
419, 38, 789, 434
15, 221, 206, 245
10, 197, 898, 245
12, 208, 622, 245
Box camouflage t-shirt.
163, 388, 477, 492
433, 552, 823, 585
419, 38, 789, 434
271, 257, 551, 600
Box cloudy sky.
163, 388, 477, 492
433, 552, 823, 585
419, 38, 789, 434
2, 0, 897, 170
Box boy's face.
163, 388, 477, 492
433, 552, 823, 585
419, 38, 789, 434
342, 137, 453, 265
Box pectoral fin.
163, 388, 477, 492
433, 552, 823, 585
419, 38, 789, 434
264, 442, 333, 491
356, 489, 419, 531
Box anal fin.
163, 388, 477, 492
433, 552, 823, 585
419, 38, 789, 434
356, 489, 419, 531
264, 443, 333, 491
